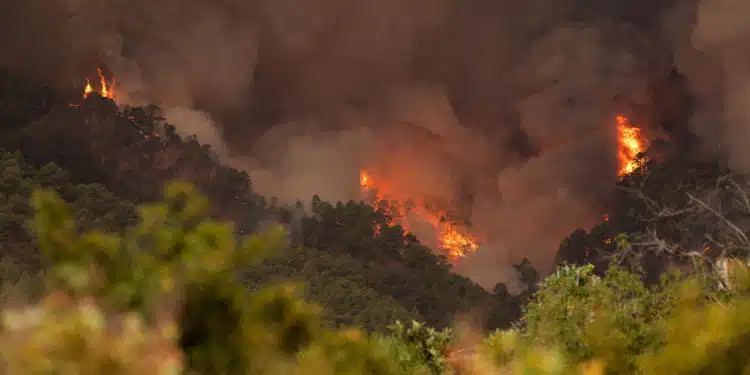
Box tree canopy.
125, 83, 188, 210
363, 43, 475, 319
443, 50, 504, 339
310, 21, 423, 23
0, 88, 522, 332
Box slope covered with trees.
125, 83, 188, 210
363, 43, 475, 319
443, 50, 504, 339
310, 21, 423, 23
0, 71, 521, 331
0, 150, 136, 273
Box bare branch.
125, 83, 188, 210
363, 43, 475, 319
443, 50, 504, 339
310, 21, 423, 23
616, 185, 696, 222
605, 169, 750, 281
687, 192, 750, 249
627, 227, 681, 256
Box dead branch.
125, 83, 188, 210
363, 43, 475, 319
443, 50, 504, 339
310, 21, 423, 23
687, 192, 750, 251
614, 172, 750, 278
615, 185, 696, 222
627, 227, 682, 256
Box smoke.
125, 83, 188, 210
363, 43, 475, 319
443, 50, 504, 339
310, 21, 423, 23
247, 124, 375, 204
160, 107, 231, 160
680, 0, 750, 173
0, 0, 710, 289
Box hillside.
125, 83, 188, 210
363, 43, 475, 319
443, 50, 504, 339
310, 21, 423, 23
0, 71, 521, 331
5, 67, 750, 373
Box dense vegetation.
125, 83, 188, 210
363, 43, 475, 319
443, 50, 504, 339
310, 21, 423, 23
3, 68, 750, 373
0, 70, 522, 332
5, 181, 750, 374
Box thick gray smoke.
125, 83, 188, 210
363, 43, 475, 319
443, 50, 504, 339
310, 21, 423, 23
681, 0, 750, 173
0, 0, 721, 290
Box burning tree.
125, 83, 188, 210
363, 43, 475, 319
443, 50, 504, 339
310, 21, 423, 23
83, 67, 116, 102
358, 170, 479, 260
616, 115, 647, 177
555, 112, 750, 285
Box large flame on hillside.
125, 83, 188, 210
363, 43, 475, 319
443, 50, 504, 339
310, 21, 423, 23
359, 170, 479, 260
83, 67, 116, 101
616, 115, 646, 176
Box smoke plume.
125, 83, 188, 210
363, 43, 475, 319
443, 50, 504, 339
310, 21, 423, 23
0, 0, 717, 289
681, 0, 750, 173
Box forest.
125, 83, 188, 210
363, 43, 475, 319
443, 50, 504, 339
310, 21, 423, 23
1, 62, 750, 375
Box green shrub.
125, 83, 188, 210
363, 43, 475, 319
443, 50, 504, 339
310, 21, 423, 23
522, 263, 726, 374
387, 320, 452, 374
7, 182, 407, 375
7, 181, 750, 375
638, 269, 750, 375
0, 293, 182, 375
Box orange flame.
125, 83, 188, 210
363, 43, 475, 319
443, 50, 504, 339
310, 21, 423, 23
360, 170, 371, 189
84, 79, 93, 97
83, 67, 116, 101
359, 170, 479, 259
616, 115, 646, 176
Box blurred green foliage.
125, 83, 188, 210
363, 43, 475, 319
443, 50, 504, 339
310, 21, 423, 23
3, 182, 750, 374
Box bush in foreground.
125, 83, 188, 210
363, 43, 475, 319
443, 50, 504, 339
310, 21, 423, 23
3, 182, 750, 374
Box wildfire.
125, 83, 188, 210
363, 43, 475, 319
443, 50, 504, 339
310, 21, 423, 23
616, 115, 646, 176
358, 170, 479, 259
83, 67, 116, 101
360, 171, 371, 189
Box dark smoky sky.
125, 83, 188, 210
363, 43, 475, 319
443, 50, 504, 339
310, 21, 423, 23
2, 0, 745, 289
